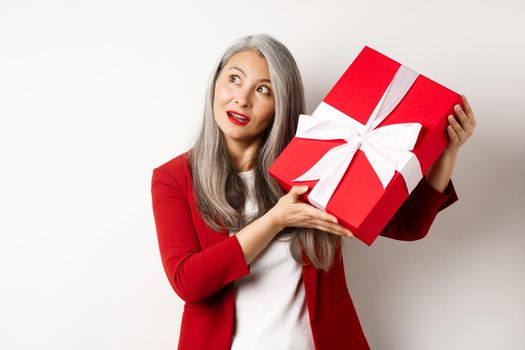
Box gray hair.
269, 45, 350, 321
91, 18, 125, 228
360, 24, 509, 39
188, 33, 339, 271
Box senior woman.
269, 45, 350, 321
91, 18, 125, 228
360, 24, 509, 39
151, 33, 476, 350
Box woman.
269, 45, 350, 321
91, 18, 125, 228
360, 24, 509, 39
151, 34, 476, 350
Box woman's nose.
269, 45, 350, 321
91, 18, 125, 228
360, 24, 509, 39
234, 88, 251, 107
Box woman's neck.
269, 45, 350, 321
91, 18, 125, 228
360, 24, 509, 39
225, 138, 261, 172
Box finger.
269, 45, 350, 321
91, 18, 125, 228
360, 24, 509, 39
461, 95, 473, 116
289, 185, 309, 197
313, 223, 341, 236
447, 125, 460, 143
311, 221, 352, 237
298, 214, 353, 236
453, 104, 472, 130
448, 114, 465, 140
461, 95, 477, 128
316, 219, 352, 237
341, 225, 354, 237
302, 210, 340, 227
300, 204, 338, 224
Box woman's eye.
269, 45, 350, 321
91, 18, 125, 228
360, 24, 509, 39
229, 75, 240, 84
257, 86, 271, 95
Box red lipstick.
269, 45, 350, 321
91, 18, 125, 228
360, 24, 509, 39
226, 110, 250, 126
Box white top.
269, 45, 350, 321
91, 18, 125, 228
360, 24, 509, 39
229, 169, 315, 350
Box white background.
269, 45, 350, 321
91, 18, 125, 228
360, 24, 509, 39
1, 0, 524, 349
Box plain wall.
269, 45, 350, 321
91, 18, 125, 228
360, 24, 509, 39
1, 0, 523, 349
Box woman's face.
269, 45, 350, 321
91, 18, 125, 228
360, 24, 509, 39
213, 50, 275, 149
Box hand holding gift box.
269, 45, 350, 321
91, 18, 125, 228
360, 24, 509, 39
268, 46, 463, 246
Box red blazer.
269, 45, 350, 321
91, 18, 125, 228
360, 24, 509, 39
150, 152, 458, 350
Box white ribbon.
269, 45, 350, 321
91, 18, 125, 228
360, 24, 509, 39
292, 65, 423, 211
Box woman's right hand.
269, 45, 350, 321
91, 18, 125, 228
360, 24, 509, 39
268, 185, 354, 238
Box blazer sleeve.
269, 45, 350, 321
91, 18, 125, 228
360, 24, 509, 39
379, 176, 459, 241
151, 167, 251, 304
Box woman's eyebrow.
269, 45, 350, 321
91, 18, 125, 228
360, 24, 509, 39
227, 66, 272, 84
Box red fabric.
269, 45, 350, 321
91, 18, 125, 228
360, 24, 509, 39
151, 151, 458, 350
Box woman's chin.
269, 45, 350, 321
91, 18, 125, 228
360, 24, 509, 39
222, 131, 258, 147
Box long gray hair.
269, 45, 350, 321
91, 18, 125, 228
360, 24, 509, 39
189, 33, 340, 271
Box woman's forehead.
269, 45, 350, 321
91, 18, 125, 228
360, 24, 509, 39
224, 50, 270, 81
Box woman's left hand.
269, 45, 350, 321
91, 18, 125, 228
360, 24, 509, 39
444, 95, 477, 154
423, 95, 477, 193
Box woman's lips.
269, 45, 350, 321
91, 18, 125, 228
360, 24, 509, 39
226, 110, 250, 126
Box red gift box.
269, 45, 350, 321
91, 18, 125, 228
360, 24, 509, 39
268, 46, 461, 246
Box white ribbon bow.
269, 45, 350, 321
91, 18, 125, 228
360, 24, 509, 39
292, 65, 423, 211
